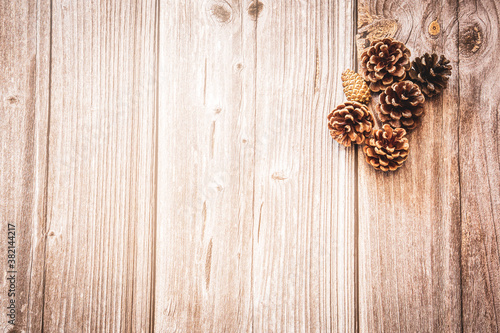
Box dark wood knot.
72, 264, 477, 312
6, 95, 20, 104
248, 1, 264, 20
208, 0, 233, 23
460, 24, 483, 56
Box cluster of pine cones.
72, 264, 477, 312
327, 38, 452, 171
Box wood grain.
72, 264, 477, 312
40, 0, 157, 331
156, 0, 358, 331
0, 1, 51, 332
252, 1, 357, 331
459, 0, 500, 331
357, 0, 462, 331
1, 0, 499, 331
156, 0, 256, 330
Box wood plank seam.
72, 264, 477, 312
353, 0, 360, 332
39, 0, 53, 331
251, 0, 259, 330
456, 1, 463, 331
150, 0, 161, 332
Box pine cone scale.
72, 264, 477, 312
390, 111, 401, 119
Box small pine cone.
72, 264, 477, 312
327, 101, 374, 147
363, 124, 409, 171
341, 69, 371, 104
359, 38, 411, 92
409, 53, 452, 97
376, 80, 425, 130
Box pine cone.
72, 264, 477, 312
409, 53, 452, 97
327, 101, 374, 147
341, 69, 371, 104
363, 124, 409, 171
359, 38, 411, 92
376, 80, 425, 130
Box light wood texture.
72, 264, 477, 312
155, 0, 357, 331
459, 0, 500, 331
156, 0, 255, 331
40, 0, 157, 331
357, 0, 462, 331
0, 1, 51, 332
252, 1, 357, 332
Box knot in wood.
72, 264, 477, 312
271, 172, 288, 181
6, 95, 21, 104
460, 24, 483, 56
428, 20, 440, 36
248, 1, 264, 20
208, 1, 232, 23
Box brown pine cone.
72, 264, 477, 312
341, 69, 371, 104
327, 101, 374, 147
359, 38, 411, 92
363, 124, 409, 171
409, 53, 452, 97
376, 80, 425, 130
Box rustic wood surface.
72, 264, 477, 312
0, 1, 51, 332
156, 0, 356, 331
40, 1, 158, 331
357, 0, 463, 331
0, 0, 498, 332
459, 0, 500, 331
1, 0, 157, 332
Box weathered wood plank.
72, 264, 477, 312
41, 1, 157, 331
357, 0, 462, 331
459, 0, 500, 331
155, 0, 256, 331
156, 0, 357, 331
0, 1, 50, 332
252, 1, 357, 331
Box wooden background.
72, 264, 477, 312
1, 0, 498, 332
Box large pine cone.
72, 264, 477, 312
363, 124, 409, 171
376, 80, 425, 130
360, 38, 411, 92
341, 69, 371, 104
327, 101, 374, 147
409, 53, 452, 97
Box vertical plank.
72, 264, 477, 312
0, 0, 50, 332
459, 0, 500, 331
357, 0, 462, 331
42, 0, 157, 331
156, 0, 358, 331
156, 0, 256, 331
252, 1, 357, 332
